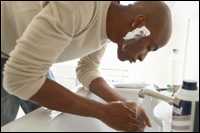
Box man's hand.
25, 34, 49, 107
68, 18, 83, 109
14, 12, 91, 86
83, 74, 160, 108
125, 102, 152, 128
99, 101, 151, 132
89, 78, 151, 131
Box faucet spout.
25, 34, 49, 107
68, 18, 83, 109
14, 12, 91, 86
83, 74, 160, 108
138, 89, 175, 105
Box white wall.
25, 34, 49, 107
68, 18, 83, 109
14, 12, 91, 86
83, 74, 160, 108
51, 60, 78, 91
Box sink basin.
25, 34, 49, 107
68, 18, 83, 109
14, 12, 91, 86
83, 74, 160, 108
153, 101, 173, 132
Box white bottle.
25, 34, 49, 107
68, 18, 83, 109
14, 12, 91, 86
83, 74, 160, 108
171, 49, 182, 94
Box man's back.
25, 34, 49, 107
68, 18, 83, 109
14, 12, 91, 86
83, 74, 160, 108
1, 1, 41, 56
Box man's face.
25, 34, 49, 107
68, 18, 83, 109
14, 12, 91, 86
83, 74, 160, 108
117, 36, 160, 63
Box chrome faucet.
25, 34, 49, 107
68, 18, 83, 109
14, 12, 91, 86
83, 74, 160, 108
138, 85, 179, 105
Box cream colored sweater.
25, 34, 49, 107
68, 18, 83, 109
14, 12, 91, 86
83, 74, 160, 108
2, 1, 111, 100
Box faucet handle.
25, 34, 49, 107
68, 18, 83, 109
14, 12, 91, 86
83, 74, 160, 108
138, 89, 145, 98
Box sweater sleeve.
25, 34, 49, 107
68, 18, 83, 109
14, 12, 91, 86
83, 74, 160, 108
76, 45, 106, 89
3, 2, 76, 100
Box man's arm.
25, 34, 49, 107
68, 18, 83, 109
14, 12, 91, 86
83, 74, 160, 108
76, 45, 126, 103
89, 77, 126, 102
76, 48, 151, 128
30, 79, 104, 118
30, 79, 150, 131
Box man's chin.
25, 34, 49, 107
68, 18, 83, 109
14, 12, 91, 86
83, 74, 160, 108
117, 50, 128, 62
118, 56, 127, 62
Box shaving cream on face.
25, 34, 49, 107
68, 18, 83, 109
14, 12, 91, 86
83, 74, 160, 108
123, 26, 151, 41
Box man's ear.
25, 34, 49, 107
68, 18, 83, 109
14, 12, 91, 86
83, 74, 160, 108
130, 15, 146, 31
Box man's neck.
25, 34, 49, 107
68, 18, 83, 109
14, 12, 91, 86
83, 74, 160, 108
106, 2, 133, 45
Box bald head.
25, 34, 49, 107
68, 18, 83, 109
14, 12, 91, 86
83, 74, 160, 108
129, 1, 172, 46
106, 1, 173, 62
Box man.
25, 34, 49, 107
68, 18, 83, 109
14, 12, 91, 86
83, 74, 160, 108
2, 1, 171, 132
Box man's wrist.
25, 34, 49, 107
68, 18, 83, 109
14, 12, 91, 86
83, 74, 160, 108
90, 101, 107, 119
